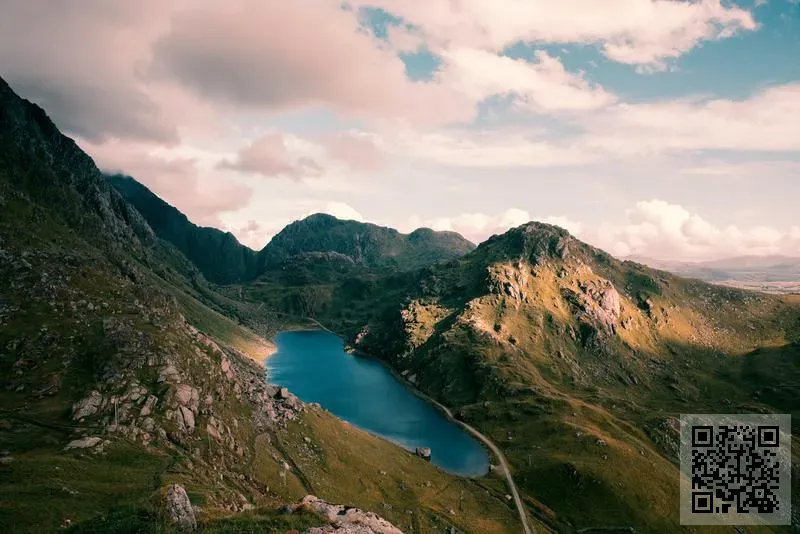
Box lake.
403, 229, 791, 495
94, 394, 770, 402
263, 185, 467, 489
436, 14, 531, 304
266, 330, 489, 477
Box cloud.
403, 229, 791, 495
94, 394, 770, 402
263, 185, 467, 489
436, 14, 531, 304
0, 0, 213, 144
401, 201, 800, 261
406, 208, 533, 243
581, 84, 800, 155
350, 0, 756, 68
219, 133, 323, 179
387, 82, 800, 170
80, 139, 253, 226
392, 129, 599, 168
150, 1, 472, 126
438, 49, 616, 112
582, 200, 800, 260
324, 132, 387, 171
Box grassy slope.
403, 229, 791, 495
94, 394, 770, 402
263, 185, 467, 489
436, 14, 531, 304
335, 225, 800, 533
0, 190, 523, 533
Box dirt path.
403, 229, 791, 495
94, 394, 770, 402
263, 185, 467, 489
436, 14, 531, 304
411, 392, 534, 534
294, 319, 534, 533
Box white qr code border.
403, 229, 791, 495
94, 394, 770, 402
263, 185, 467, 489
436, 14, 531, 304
680, 413, 792, 526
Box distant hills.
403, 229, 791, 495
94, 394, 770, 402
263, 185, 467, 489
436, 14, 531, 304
256, 213, 475, 273
110, 174, 475, 284
626, 254, 800, 293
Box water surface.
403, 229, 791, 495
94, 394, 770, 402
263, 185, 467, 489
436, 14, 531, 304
266, 330, 489, 477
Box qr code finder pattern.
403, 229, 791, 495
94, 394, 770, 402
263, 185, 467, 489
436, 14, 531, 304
691, 424, 781, 514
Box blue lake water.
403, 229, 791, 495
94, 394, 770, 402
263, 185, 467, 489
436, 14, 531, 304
266, 330, 489, 477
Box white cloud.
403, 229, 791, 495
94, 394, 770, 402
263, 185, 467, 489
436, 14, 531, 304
219, 133, 323, 180
393, 129, 598, 168
397, 201, 800, 262
581, 85, 800, 155
80, 138, 253, 227
438, 49, 616, 112
406, 208, 533, 243
352, 0, 756, 68
581, 200, 800, 260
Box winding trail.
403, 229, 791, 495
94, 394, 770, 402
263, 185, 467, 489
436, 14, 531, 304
406, 387, 534, 534
302, 317, 534, 534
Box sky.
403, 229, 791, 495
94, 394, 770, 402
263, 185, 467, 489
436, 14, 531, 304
1, 0, 799, 261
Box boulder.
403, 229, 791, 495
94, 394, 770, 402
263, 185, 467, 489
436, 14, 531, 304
179, 406, 196, 432
72, 391, 103, 421
64, 436, 102, 451
299, 495, 402, 534
174, 384, 199, 412
165, 484, 196, 530
278, 387, 290, 399
158, 365, 180, 383
139, 395, 158, 417
415, 447, 432, 460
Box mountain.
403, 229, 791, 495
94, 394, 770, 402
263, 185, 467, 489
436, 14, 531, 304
257, 213, 475, 273
108, 175, 475, 285
0, 77, 519, 533
107, 173, 259, 284
343, 222, 800, 531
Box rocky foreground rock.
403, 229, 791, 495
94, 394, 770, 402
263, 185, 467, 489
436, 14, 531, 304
297, 495, 403, 534
166, 484, 197, 530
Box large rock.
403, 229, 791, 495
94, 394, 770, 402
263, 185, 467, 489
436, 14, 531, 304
63, 436, 102, 451
299, 495, 402, 534
165, 484, 196, 530
72, 391, 103, 421
415, 447, 432, 460
173, 384, 199, 412
140, 395, 158, 417
179, 406, 196, 432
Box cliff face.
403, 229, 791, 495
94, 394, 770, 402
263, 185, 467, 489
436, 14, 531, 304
108, 173, 259, 284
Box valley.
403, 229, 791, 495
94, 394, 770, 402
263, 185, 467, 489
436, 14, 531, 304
0, 73, 798, 534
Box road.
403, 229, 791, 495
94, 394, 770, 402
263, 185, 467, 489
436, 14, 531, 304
420, 394, 534, 534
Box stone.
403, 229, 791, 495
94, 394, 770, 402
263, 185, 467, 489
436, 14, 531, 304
174, 384, 199, 412
64, 436, 102, 451
278, 387, 290, 399
206, 417, 222, 441
158, 365, 180, 383
299, 495, 402, 534
140, 395, 158, 417
72, 390, 103, 420
596, 439, 608, 447
415, 447, 432, 460
142, 417, 156, 432
179, 406, 195, 432
165, 484, 196, 530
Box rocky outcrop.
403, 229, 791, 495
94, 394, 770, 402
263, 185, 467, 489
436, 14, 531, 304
562, 274, 622, 336
72, 391, 103, 421
298, 495, 402, 534
415, 447, 431, 460
165, 484, 196, 530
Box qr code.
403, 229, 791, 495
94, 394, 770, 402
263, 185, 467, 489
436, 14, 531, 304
680, 414, 791, 525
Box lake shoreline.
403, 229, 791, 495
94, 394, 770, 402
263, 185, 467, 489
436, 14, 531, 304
267, 324, 492, 478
